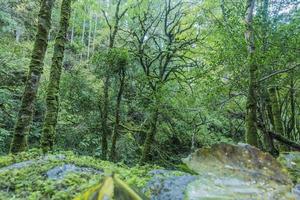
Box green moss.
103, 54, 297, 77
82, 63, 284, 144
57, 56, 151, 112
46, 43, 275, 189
0, 150, 159, 199
278, 152, 300, 183
10, 0, 55, 154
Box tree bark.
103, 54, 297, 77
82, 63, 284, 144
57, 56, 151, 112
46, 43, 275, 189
70, 11, 75, 43
80, 13, 86, 60
288, 74, 295, 139
41, 0, 72, 152
269, 87, 289, 151
244, 0, 259, 147
10, 0, 55, 153
87, 11, 93, 59
269, 87, 284, 135
100, 0, 124, 160
101, 75, 110, 160
140, 107, 159, 164
110, 69, 125, 161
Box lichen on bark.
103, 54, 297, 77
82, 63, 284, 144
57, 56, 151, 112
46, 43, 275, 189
10, 0, 55, 154
244, 0, 259, 147
41, 0, 72, 152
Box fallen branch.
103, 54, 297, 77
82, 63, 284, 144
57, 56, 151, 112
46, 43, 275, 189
257, 123, 300, 151
228, 110, 300, 150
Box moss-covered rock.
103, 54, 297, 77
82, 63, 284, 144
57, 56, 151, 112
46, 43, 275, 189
278, 152, 300, 183
183, 143, 295, 199
0, 149, 158, 200
1, 146, 298, 200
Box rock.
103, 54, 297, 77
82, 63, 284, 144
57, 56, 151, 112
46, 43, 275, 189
0, 151, 152, 200
183, 143, 295, 199
278, 152, 300, 199
46, 164, 103, 180
293, 184, 300, 199
144, 170, 196, 200
278, 152, 300, 183
0, 160, 34, 173
0, 154, 65, 174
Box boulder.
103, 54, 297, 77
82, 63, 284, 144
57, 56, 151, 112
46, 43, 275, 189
278, 151, 300, 199
183, 143, 295, 199
46, 164, 103, 180
144, 170, 196, 200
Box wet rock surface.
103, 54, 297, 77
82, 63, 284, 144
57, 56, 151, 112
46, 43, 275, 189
278, 152, 300, 199
183, 143, 295, 199
293, 184, 300, 199
144, 170, 196, 200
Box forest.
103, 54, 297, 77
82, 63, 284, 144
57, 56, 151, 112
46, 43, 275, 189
0, 0, 300, 199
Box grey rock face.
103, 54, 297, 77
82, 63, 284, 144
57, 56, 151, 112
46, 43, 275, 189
144, 170, 196, 200
183, 143, 295, 200
46, 164, 103, 180
293, 184, 300, 200
0, 154, 65, 174
0, 160, 34, 173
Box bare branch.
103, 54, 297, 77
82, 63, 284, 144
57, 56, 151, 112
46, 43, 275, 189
259, 64, 299, 82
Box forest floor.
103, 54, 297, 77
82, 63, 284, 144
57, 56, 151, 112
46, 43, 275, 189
0, 144, 299, 200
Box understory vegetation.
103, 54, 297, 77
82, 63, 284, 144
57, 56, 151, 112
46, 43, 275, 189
0, 149, 158, 199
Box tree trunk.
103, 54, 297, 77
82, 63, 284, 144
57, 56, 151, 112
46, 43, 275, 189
258, 99, 278, 156
99, 0, 124, 160
288, 74, 295, 140
269, 87, 284, 135
110, 70, 125, 161
10, 0, 55, 153
244, 0, 259, 147
101, 75, 110, 160
87, 12, 93, 59
269, 87, 289, 151
140, 107, 159, 164
41, 0, 72, 153
80, 14, 86, 60
70, 11, 75, 43
92, 16, 98, 52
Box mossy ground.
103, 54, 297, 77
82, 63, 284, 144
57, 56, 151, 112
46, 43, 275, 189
0, 149, 159, 200
278, 152, 300, 184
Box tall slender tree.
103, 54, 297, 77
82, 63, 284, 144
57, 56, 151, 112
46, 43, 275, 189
41, 0, 72, 152
10, 0, 55, 153
110, 53, 127, 161
244, 0, 259, 147
100, 0, 128, 160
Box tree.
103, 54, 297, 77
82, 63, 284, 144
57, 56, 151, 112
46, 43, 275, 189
244, 0, 259, 147
109, 48, 129, 161
41, 0, 72, 152
10, 0, 55, 153
125, 0, 200, 164
99, 0, 128, 160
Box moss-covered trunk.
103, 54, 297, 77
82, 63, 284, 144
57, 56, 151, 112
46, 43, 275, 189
269, 87, 284, 135
41, 0, 72, 152
288, 75, 295, 140
110, 70, 125, 161
10, 0, 55, 153
269, 87, 289, 151
244, 0, 259, 147
258, 88, 278, 156
140, 107, 159, 164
